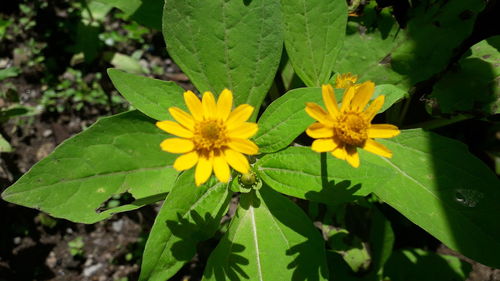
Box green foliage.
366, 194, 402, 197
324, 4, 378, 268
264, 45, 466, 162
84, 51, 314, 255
384, 249, 471, 281
282, 0, 348, 86
2, 111, 178, 223
2, 0, 500, 279
68, 236, 85, 257
204, 187, 328, 280
139, 171, 231, 281
163, 0, 283, 120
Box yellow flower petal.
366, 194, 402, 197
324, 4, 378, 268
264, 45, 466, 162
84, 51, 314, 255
168, 107, 195, 131
156, 120, 193, 138
184, 90, 203, 121
305, 102, 333, 124
195, 154, 213, 186
364, 95, 385, 121
227, 122, 258, 139
306, 123, 333, 138
213, 155, 230, 183
160, 138, 194, 153
202, 91, 217, 119
331, 145, 347, 160
311, 138, 337, 152
228, 138, 259, 155
345, 147, 360, 168
173, 151, 199, 171
350, 81, 375, 112
368, 124, 400, 138
322, 84, 339, 116
217, 89, 233, 121
226, 104, 254, 130
224, 149, 249, 174
363, 139, 392, 158
340, 86, 356, 112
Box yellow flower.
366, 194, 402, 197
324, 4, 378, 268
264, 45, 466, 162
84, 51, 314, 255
305, 82, 400, 168
334, 72, 358, 89
156, 89, 259, 186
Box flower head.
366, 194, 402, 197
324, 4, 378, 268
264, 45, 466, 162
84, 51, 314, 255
156, 89, 258, 186
305, 82, 400, 167
334, 73, 358, 89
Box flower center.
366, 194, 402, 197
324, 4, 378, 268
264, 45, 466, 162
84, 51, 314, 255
333, 112, 369, 147
193, 120, 228, 153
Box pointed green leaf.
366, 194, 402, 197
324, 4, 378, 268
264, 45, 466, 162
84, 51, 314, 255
203, 187, 328, 280
94, 0, 163, 29
364, 129, 500, 268
282, 0, 347, 86
0, 133, 11, 152
255, 85, 403, 154
1, 111, 177, 223
139, 171, 232, 281
108, 68, 185, 121
163, 0, 283, 119
255, 147, 382, 205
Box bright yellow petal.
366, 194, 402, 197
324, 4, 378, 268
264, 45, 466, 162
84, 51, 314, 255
213, 155, 230, 183
350, 81, 375, 112
226, 104, 254, 130
160, 138, 194, 153
227, 122, 258, 139
224, 149, 249, 174
217, 89, 233, 121
195, 154, 213, 186
228, 138, 259, 155
331, 146, 347, 160
368, 124, 400, 138
156, 120, 193, 138
306, 123, 333, 138
340, 86, 356, 112
311, 138, 337, 152
322, 84, 339, 116
364, 95, 385, 121
168, 107, 195, 131
173, 151, 199, 171
202, 91, 217, 119
184, 91, 203, 121
305, 102, 333, 124
363, 139, 392, 158
345, 147, 360, 168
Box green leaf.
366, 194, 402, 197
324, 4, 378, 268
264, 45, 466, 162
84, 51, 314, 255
255, 147, 384, 205
163, 0, 283, 120
364, 129, 500, 268
383, 249, 471, 281
255, 85, 403, 154
0, 133, 12, 152
94, 0, 163, 29
431, 36, 500, 114
203, 186, 328, 280
1, 111, 178, 223
282, 0, 347, 87
254, 87, 324, 154
108, 53, 144, 74
0, 67, 20, 81
368, 207, 394, 276
139, 171, 231, 281
108, 68, 186, 121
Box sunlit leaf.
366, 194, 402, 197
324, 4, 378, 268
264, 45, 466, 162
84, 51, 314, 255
282, 0, 347, 86
1, 111, 178, 223
203, 187, 328, 280
163, 0, 283, 120
139, 171, 231, 281
108, 68, 185, 121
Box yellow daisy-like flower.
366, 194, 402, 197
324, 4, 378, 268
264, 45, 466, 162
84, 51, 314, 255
334, 72, 358, 89
305, 81, 400, 168
156, 89, 259, 186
